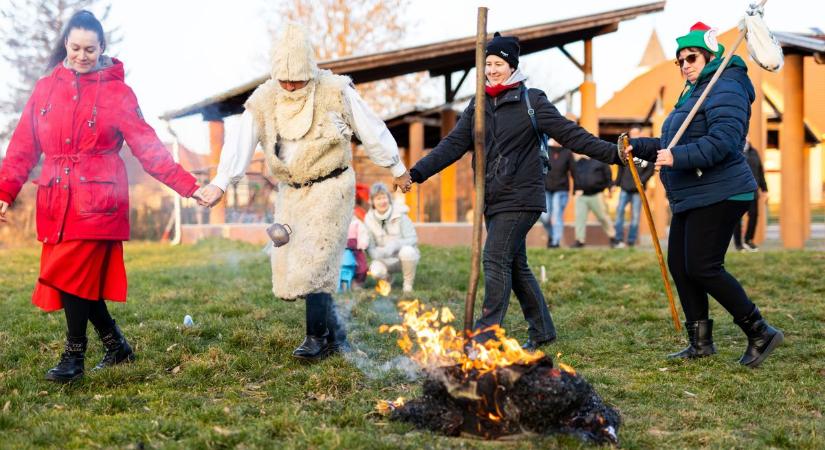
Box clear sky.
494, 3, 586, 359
1, 0, 823, 154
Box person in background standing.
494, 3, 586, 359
732, 141, 768, 252
540, 142, 575, 248
613, 126, 655, 248
572, 155, 615, 248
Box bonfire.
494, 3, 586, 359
377, 300, 620, 444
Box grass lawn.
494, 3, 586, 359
0, 239, 823, 449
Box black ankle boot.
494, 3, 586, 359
667, 320, 717, 359
292, 335, 329, 361
734, 307, 783, 368
93, 322, 135, 370
45, 335, 87, 383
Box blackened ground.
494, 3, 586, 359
390, 357, 621, 444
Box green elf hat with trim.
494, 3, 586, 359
676, 22, 724, 57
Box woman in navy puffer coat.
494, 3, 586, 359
628, 22, 782, 368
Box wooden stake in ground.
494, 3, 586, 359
464, 6, 487, 336
621, 134, 681, 332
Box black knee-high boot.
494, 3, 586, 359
292, 293, 330, 360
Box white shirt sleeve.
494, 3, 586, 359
343, 85, 407, 177
210, 110, 260, 191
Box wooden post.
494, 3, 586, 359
406, 121, 425, 222
465, 7, 487, 337
440, 109, 458, 222
208, 120, 226, 224
780, 54, 806, 249
748, 63, 768, 244
579, 39, 598, 135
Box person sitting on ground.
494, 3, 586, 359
364, 182, 419, 293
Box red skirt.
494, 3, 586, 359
32, 240, 128, 312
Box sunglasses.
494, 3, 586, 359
675, 53, 701, 67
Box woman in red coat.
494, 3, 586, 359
0, 11, 202, 382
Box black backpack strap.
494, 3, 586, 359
522, 84, 546, 151
522, 85, 550, 175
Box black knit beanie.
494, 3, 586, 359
485, 32, 520, 69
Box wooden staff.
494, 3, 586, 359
464, 6, 487, 336
622, 134, 681, 332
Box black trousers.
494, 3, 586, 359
475, 211, 556, 342
668, 200, 756, 322
732, 196, 759, 246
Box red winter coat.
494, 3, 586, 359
0, 58, 197, 243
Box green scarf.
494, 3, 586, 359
675, 55, 748, 108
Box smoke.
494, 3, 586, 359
333, 294, 422, 381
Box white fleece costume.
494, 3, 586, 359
211, 24, 406, 299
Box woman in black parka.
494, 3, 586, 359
409, 32, 619, 350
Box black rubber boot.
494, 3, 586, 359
93, 322, 135, 370
293, 294, 331, 361
667, 320, 717, 359
292, 335, 329, 361
734, 307, 783, 368
45, 335, 87, 383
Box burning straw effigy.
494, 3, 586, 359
376, 300, 620, 444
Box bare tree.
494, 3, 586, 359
0, 0, 117, 145
270, 0, 427, 117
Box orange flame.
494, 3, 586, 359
556, 352, 577, 375
376, 397, 406, 415
375, 279, 392, 296
379, 300, 545, 375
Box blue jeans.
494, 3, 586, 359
614, 190, 642, 244
540, 190, 569, 246
475, 211, 557, 343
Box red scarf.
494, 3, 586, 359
485, 81, 521, 97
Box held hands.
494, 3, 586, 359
193, 184, 225, 208
0, 200, 8, 223
394, 170, 413, 194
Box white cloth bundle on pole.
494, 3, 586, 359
741, 3, 784, 72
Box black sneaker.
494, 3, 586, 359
572, 240, 585, 248
743, 241, 759, 252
